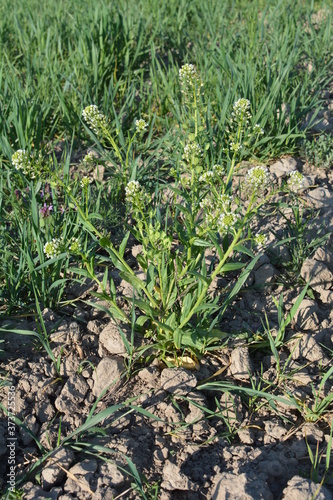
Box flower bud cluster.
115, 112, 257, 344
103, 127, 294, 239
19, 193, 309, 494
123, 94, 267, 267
69, 237, 81, 254
43, 238, 63, 259
125, 180, 149, 208
245, 166, 270, 195
182, 142, 202, 164
200, 193, 234, 231
218, 211, 241, 234
287, 170, 305, 192
199, 171, 214, 183
232, 98, 252, 126
82, 105, 108, 135
179, 64, 203, 104
135, 119, 148, 132
12, 150, 42, 179
80, 176, 92, 188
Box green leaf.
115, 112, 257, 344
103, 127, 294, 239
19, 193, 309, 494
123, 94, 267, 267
219, 262, 245, 272
191, 238, 212, 248
173, 329, 182, 349
119, 231, 130, 258
147, 264, 155, 293
119, 271, 146, 295
100, 237, 111, 248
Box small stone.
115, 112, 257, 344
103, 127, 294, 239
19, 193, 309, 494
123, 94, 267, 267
270, 157, 298, 178
160, 368, 197, 395
69, 459, 98, 475
290, 334, 330, 364
229, 346, 253, 380
99, 323, 129, 356
301, 259, 333, 292
282, 475, 332, 499
294, 299, 320, 331
41, 447, 75, 490
138, 366, 160, 388
303, 423, 324, 444
264, 421, 287, 440
161, 462, 196, 491
92, 356, 125, 397
55, 374, 89, 414
211, 472, 273, 500
305, 187, 333, 209
254, 263, 277, 287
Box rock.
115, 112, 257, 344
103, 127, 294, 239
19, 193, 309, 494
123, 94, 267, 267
264, 421, 287, 440
22, 483, 62, 500
293, 299, 320, 331
160, 368, 197, 395
313, 247, 333, 273
305, 187, 333, 209
69, 459, 98, 475
138, 366, 160, 388
282, 475, 332, 499
99, 323, 128, 356
302, 423, 324, 444
92, 356, 125, 397
161, 462, 197, 491
55, 374, 89, 413
20, 415, 40, 445
254, 263, 277, 287
259, 458, 285, 477
36, 397, 57, 426
300, 259, 333, 292
290, 333, 330, 364
59, 355, 80, 377
229, 346, 253, 380
41, 447, 75, 490
270, 157, 298, 178
211, 472, 273, 500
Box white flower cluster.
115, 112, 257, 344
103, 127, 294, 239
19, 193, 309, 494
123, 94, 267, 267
179, 63, 203, 103
83, 151, 96, 163
253, 124, 264, 135
199, 171, 214, 183
245, 166, 270, 194
69, 237, 80, 253
43, 238, 63, 259
135, 119, 148, 132
230, 142, 242, 153
200, 193, 233, 230
218, 212, 241, 234
212, 164, 226, 176
12, 150, 36, 179
287, 170, 304, 192
80, 176, 92, 188
125, 180, 148, 207
182, 142, 202, 163
230, 98, 252, 130
254, 233, 267, 248
82, 105, 108, 135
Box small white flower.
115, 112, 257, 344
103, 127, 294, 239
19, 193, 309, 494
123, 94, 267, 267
125, 180, 148, 206
135, 119, 148, 132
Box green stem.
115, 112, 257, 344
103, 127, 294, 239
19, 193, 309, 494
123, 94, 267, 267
179, 199, 255, 330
